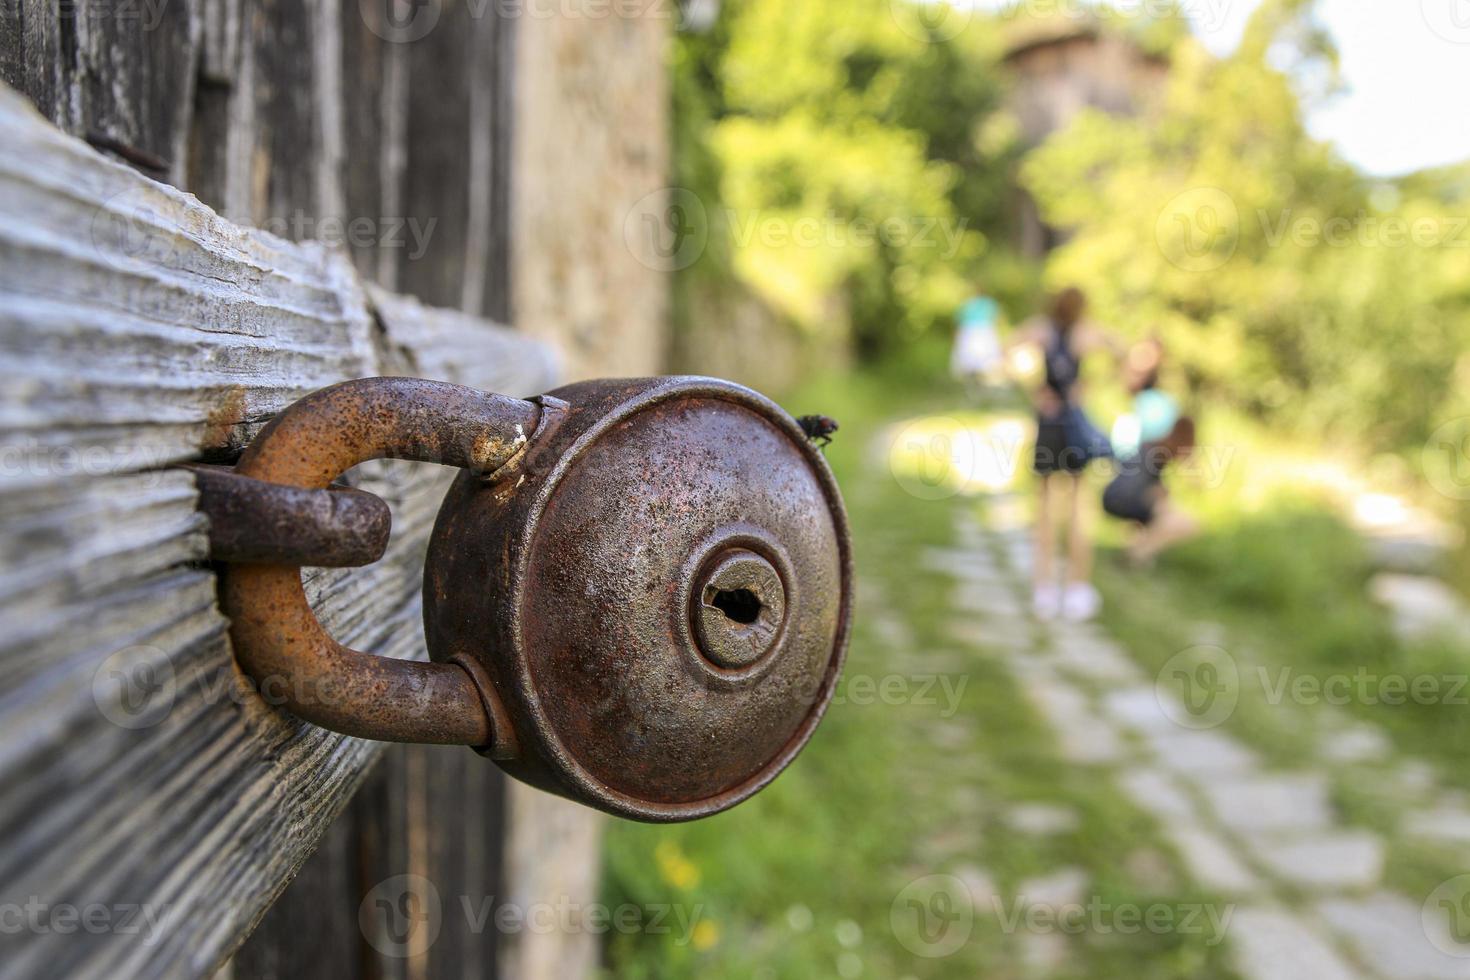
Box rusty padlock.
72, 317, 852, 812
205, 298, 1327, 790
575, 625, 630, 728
211, 376, 851, 822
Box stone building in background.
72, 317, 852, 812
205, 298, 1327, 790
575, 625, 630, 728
1002, 17, 1170, 256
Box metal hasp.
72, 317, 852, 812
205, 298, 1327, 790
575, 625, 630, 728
184, 464, 392, 568
217, 378, 545, 747
212, 376, 852, 822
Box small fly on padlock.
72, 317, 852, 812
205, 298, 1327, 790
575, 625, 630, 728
797, 414, 839, 449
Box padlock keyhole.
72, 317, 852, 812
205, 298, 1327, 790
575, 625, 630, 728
692, 548, 787, 670
709, 588, 762, 625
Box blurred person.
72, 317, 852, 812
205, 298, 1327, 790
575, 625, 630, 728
950, 291, 1005, 398
1006, 287, 1121, 620
1104, 339, 1200, 566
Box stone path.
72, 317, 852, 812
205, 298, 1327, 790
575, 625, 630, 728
923, 494, 1470, 979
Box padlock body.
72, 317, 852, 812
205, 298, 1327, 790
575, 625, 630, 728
424, 378, 851, 822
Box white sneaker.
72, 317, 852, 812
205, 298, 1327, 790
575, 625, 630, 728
1062, 582, 1101, 621
1032, 583, 1061, 619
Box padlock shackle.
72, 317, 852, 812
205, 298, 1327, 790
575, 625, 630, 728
219, 377, 544, 745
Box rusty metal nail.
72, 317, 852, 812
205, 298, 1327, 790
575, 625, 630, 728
84, 131, 170, 176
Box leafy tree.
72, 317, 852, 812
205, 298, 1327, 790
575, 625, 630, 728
674, 0, 1021, 359
1023, 0, 1470, 449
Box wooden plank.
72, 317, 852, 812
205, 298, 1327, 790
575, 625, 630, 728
371, 286, 560, 393
244, 743, 510, 980
461, 5, 512, 319
0, 1, 25, 100
186, 76, 236, 217
69, 0, 202, 185
338, 0, 389, 282
227, 798, 367, 979
0, 1, 203, 183
232, 6, 523, 969
0, 2, 65, 128
483, 8, 515, 323
0, 84, 554, 979
187, 0, 245, 214
185, 0, 253, 223
397, 1, 477, 311
199, 0, 242, 85
241, 0, 317, 229
413, 743, 508, 978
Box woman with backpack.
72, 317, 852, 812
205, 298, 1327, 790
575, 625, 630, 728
1006, 287, 1121, 621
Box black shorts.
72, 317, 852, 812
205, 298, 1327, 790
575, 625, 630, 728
1033, 417, 1089, 475
1103, 469, 1163, 525
1033, 406, 1111, 475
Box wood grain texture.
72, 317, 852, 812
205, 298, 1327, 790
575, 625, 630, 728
0, 84, 553, 979
0, 1, 65, 131
0, 0, 202, 184
338, 0, 390, 282
226, 801, 367, 979
397, 0, 477, 311
235, 742, 510, 980
70, 0, 202, 182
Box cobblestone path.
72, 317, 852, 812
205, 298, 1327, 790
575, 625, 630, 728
908, 493, 1470, 979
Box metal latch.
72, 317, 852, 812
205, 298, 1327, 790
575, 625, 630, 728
192, 376, 852, 822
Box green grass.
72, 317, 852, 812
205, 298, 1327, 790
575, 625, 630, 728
1098, 496, 1470, 790
601, 361, 963, 977
1091, 428, 1470, 901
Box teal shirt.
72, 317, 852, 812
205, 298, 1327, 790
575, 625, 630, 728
1136, 389, 1179, 443
957, 296, 999, 329
1112, 389, 1179, 457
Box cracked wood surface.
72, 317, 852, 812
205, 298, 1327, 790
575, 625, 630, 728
0, 84, 553, 978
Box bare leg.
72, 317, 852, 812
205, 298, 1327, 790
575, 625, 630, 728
1065, 473, 1092, 585
1057, 473, 1103, 619
1034, 474, 1055, 591
1129, 499, 1199, 564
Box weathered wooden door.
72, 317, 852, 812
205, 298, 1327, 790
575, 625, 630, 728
0, 2, 582, 976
